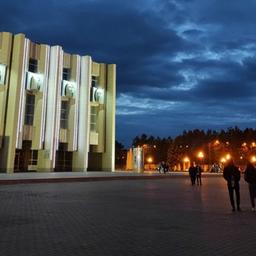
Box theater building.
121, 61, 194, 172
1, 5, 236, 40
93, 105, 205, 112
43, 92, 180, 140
0, 32, 116, 173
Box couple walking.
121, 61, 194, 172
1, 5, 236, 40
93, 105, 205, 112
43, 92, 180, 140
189, 162, 202, 186
223, 159, 256, 212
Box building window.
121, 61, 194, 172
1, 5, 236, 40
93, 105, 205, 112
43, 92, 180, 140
29, 150, 38, 165
90, 76, 99, 101
60, 101, 69, 129
91, 76, 98, 87
24, 94, 35, 125
90, 106, 97, 132
29, 58, 38, 73
63, 68, 71, 81
55, 143, 72, 172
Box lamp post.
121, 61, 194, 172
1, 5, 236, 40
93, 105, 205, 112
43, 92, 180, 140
197, 151, 204, 161
197, 151, 204, 171
220, 157, 227, 163
147, 156, 153, 170
220, 153, 231, 167
210, 139, 220, 165
251, 156, 256, 163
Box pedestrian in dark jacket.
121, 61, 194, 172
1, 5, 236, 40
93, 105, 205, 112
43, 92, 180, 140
244, 161, 256, 211
223, 159, 241, 212
189, 162, 196, 185
195, 164, 202, 186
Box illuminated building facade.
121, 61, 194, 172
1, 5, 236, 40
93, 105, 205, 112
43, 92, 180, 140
0, 32, 116, 173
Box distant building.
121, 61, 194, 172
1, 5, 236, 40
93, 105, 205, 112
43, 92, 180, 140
0, 32, 116, 173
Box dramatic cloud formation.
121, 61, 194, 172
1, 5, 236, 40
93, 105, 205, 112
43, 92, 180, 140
1, 0, 256, 146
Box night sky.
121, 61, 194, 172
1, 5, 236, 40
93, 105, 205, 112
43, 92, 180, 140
1, 0, 256, 146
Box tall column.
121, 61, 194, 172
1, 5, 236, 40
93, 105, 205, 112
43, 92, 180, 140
0, 32, 13, 149
102, 64, 116, 171
72, 56, 91, 171
2, 34, 29, 173
31, 45, 50, 150
37, 46, 63, 171
67, 55, 80, 152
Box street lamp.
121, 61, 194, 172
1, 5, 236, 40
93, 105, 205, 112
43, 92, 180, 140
147, 157, 153, 163
220, 157, 226, 163
183, 157, 190, 163
251, 156, 256, 163
226, 153, 231, 160
197, 151, 204, 160
214, 140, 220, 146
242, 142, 247, 147
197, 151, 204, 171
146, 156, 153, 170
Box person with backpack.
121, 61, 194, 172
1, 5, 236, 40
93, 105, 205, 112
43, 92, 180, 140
223, 159, 241, 212
244, 161, 256, 211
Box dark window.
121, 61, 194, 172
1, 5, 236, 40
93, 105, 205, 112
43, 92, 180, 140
60, 101, 69, 129
91, 76, 98, 87
29, 150, 38, 165
55, 143, 72, 172
63, 68, 71, 81
14, 141, 35, 172
29, 59, 38, 73
24, 94, 35, 125
90, 76, 99, 101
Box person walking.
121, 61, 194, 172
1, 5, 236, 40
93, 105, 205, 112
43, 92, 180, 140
223, 159, 241, 212
195, 164, 202, 185
244, 161, 256, 211
189, 162, 196, 185
157, 161, 165, 173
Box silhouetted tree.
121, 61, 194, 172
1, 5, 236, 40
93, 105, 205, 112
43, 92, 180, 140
115, 140, 126, 169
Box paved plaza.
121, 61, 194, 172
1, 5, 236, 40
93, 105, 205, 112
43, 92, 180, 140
0, 175, 256, 256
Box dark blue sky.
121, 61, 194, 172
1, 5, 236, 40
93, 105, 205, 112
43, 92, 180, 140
1, 0, 256, 146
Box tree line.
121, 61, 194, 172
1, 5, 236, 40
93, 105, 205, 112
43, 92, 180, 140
125, 127, 256, 168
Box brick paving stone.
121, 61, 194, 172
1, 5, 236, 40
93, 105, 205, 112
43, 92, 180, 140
0, 176, 256, 255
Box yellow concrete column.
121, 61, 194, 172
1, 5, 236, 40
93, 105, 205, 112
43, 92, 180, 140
102, 64, 116, 171
72, 56, 91, 171
67, 55, 80, 152
94, 63, 106, 153
31, 45, 50, 150
3, 34, 26, 173
0, 32, 13, 150
37, 46, 63, 171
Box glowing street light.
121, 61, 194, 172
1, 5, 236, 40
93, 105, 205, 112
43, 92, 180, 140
251, 156, 256, 163
183, 157, 190, 163
197, 151, 204, 169
220, 157, 227, 163
147, 157, 153, 163
146, 156, 153, 171
197, 151, 204, 159
226, 153, 231, 160
214, 140, 220, 146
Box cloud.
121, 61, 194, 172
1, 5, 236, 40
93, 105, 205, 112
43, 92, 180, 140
1, 0, 256, 146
